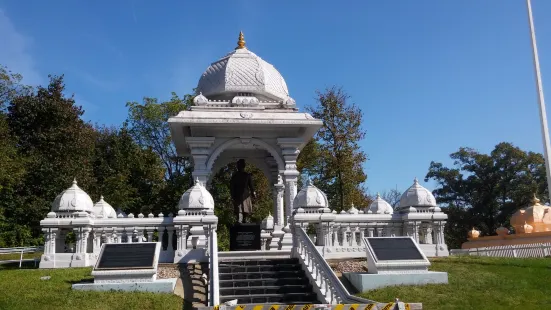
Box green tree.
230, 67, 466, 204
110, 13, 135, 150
5, 75, 96, 240
0, 65, 32, 109
125, 93, 194, 213
425, 142, 548, 249
304, 86, 370, 211
90, 126, 165, 215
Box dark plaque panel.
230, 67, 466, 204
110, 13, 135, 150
96, 243, 157, 270
230, 223, 261, 251
366, 237, 424, 261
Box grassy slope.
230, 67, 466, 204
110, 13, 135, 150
359, 256, 551, 310
0, 266, 182, 310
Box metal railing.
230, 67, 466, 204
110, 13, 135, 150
450, 243, 551, 258
0, 246, 44, 268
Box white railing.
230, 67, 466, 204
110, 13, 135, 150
0, 246, 44, 268
451, 243, 551, 258
203, 222, 219, 306
293, 225, 375, 305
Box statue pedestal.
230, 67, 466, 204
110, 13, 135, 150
230, 223, 261, 251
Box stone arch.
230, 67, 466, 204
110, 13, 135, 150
206, 138, 285, 174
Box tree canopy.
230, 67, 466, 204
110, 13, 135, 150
300, 86, 370, 211
426, 142, 549, 248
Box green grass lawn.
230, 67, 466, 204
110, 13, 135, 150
2, 256, 550, 310
359, 256, 551, 310
0, 265, 182, 310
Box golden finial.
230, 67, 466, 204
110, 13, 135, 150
236, 31, 246, 49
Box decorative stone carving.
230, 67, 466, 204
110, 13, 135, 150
196, 34, 290, 102
293, 179, 328, 209
178, 178, 214, 210
367, 193, 393, 214
193, 92, 208, 106
398, 178, 437, 210
51, 179, 94, 213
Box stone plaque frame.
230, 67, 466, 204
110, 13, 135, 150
363, 237, 431, 274
94, 242, 161, 271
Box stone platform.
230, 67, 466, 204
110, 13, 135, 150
72, 278, 177, 293
343, 271, 448, 292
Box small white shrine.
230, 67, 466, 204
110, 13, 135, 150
38, 32, 447, 307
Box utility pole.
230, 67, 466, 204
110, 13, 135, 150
526, 0, 551, 199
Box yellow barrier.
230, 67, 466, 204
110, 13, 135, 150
212, 303, 406, 310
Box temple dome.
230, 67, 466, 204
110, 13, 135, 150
178, 178, 214, 210
510, 196, 551, 233
368, 193, 393, 214
196, 32, 290, 102
51, 179, 94, 213
293, 179, 329, 209
398, 178, 437, 209
92, 196, 116, 218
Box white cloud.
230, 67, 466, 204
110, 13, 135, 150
0, 9, 42, 86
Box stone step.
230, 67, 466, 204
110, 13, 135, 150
219, 277, 311, 288
220, 285, 312, 296
219, 263, 302, 274
219, 258, 298, 266
219, 292, 319, 304
219, 270, 305, 281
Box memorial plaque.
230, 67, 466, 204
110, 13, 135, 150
96, 243, 158, 270
230, 223, 261, 251
365, 237, 424, 261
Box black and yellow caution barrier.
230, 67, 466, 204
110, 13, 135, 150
211, 303, 414, 310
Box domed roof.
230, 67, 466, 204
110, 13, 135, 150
51, 179, 94, 213
178, 178, 214, 210
510, 195, 551, 233
368, 193, 394, 214
196, 32, 290, 102
92, 196, 116, 218
293, 179, 329, 209
398, 178, 437, 209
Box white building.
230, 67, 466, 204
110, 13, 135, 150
39, 32, 448, 271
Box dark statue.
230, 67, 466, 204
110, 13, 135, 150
230, 159, 256, 223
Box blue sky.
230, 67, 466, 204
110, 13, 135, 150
1, 0, 551, 197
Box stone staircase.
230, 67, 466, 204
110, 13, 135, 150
218, 258, 320, 304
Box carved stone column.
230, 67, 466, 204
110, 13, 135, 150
74, 228, 83, 254
92, 231, 101, 253
146, 227, 155, 242
136, 229, 145, 243
166, 227, 175, 251
43, 228, 57, 254
438, 222, 446, 244
283, 175, 298, 224
126, 228, 133, 243
274, 179, 285, 226
278, 138, 301, 224
186, 137, 215, 184
82, 228, 90, 253
368, 227, 374, 237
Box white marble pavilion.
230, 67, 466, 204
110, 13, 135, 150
39, 32, 448, 278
